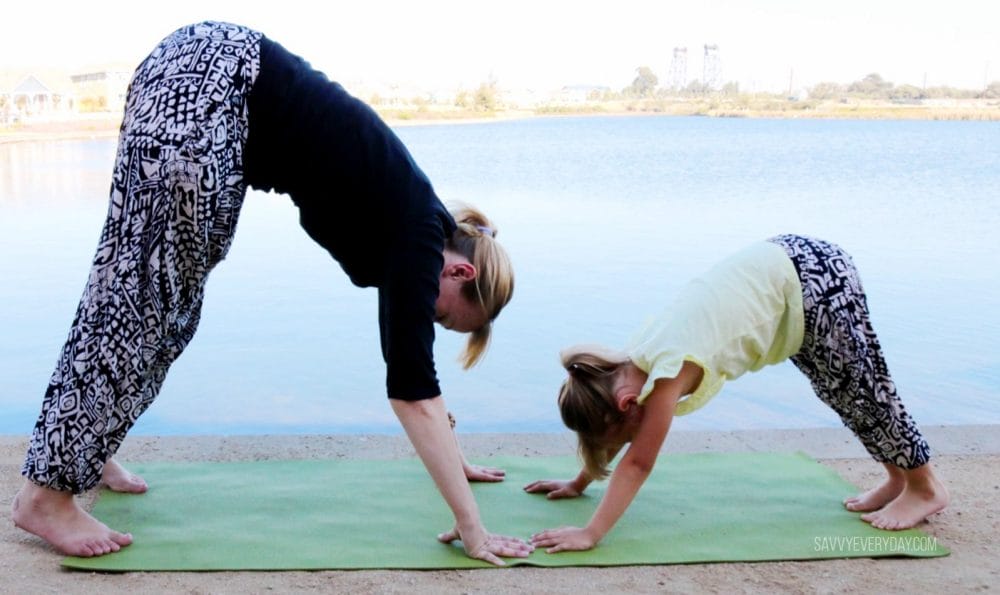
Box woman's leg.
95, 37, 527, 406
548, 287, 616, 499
13, 21, 261, 556
775, 234, 947, 529
100, 458, 148, 493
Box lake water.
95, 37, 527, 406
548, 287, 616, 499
1, 115, 998, 436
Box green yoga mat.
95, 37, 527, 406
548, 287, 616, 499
63, 452, 947, 570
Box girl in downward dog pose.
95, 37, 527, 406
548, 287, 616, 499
526, 234, 948, 553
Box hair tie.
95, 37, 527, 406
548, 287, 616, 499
475, 225, 495, 238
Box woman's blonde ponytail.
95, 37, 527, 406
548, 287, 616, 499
447, 203, 514, 369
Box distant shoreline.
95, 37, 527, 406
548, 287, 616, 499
2, 101, 997, 144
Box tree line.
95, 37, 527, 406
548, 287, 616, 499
618, 67, 1000, 101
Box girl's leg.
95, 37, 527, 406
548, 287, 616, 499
844, 463, 906, 512
860, 462, 948, 530
844, 462, 904, 512
775, 234, 947, 529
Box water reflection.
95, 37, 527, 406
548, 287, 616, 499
1, 116, 998, 435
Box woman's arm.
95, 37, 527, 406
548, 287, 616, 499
449, 413, 506, 482
391, 396, 531, 565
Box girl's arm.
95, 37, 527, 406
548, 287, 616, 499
577, 382, 679, 543
531, 361, 702, 553
524, 444, 623, 498
391, 397, 532, 565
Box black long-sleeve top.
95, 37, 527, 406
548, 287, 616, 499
243, 36, 455, 401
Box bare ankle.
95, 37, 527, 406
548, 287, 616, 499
13, 481, 69, 522
901, 463, 946, 495
16, 480, 69, 505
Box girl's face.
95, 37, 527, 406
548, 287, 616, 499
600, 403, 645, 448
598, 421, 634, 450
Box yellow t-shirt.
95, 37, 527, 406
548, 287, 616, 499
626, 241, 805, 415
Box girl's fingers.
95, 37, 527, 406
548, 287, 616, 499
531, 528, 574, 545
524, 480, 554, 492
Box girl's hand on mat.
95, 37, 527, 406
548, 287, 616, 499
523, 479, 583, 499
530, 526, 597, 553
463, 462, 506, 482
437, 525, 534, 566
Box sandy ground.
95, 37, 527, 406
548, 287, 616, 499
2, 426, 998, 594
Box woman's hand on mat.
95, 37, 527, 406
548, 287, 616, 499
463, 461, 506, 482
522, 479, 584, 499
530, 526, 597, 553
437, 525, 534, 566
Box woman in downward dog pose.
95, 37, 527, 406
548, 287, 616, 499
12, 21, 530, 564
526, 234, 948, 553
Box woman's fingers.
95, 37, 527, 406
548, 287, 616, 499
481, 551, 506, 566
466, 533, 535, 566
467, 464, 506, 482
437, 526, 460, 543
492, 533, 534, 556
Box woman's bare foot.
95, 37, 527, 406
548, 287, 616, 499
11, 480, 132, 557
861, 463, 949, 530
101, 458, 148, 493
844, 464, 904, 512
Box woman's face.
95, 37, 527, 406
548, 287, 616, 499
435, 253, 488, 334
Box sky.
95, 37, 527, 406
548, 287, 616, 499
2, 0, 998, 93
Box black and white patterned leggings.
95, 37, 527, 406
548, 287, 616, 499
22, 22, 262, 493
768, 234, 930, 469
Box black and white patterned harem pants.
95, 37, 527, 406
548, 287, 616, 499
768, 234, 930, 469
22, 22, 262, 493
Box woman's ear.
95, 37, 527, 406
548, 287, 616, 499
445, 262, 477, 281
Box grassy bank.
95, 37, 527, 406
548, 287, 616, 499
536, 98, 1000, 121
3, 98, 998, 143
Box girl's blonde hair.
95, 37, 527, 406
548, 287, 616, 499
557, 346, 631, 479
447, 203, 514, 369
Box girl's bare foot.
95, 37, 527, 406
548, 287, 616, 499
861, 463, 949, 530
844, 465, 904, 512
101, 458, 148, 493
11, 481, 133, 557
